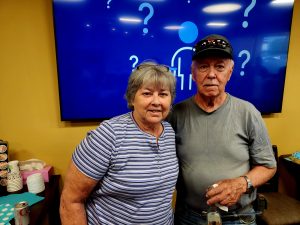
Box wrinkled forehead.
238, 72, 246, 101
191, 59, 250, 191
194, 56, 231, 64
141, 81, 170, 91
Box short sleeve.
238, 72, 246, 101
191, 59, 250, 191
72, 121, 116, 180
248, 107, 276, 168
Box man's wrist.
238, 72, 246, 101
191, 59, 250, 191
241, 175, 254, 194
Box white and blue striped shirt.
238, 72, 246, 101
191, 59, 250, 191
72, 112, 179, 224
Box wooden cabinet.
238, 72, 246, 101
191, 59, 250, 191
279, 155, 300, 201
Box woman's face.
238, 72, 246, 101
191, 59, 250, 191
132, 84, 172, 127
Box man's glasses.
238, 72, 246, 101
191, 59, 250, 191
194, 39, 230, 52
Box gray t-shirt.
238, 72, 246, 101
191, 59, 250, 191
168, 94, 276, 212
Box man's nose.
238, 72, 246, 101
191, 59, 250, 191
207, 65, 217, 78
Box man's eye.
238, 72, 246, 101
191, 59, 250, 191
216, 65, 225, 72
198, 65, 208, 71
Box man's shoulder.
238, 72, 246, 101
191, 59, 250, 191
167, 97, 194, 125
173, 97, 194, 110
229, 95, 257, 111
228, 95, 261, 120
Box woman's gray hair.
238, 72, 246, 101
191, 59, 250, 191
125, 61, 176, 110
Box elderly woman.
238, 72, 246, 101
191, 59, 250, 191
60, 62, 178, 225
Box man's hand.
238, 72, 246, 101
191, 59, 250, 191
205, 177, 247, 207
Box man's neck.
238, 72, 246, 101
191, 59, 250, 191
194, 93, 228, 113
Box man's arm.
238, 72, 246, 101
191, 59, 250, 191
206, 165, 276, 207
60, 161, 98, 225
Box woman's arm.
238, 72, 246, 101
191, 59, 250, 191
60, 161, 98, 225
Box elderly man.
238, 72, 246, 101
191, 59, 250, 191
168, 34, 276, 225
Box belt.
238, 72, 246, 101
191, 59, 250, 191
187, 204, 255, 223
222, 214, 255, 223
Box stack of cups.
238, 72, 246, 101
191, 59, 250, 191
26, 173, 45, 194
7, 160, 23, 193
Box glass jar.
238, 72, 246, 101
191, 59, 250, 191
207, 205, 222, 225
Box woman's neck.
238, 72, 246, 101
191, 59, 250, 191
132, 114, 163, 138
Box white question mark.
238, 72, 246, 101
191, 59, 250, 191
107, 0, 112, 9
242, 0, 256, 28
238, 50, 251, 76
129, 55, 139, 70
138, 3, 154, 34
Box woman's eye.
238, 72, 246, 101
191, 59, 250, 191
142, 92, 151, 96
160, 93, 169, 97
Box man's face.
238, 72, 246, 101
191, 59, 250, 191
191, 56, 234, 98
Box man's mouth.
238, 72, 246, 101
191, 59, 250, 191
204, 84, 217, 87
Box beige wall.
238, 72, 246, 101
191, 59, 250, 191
0, 0, 299, 179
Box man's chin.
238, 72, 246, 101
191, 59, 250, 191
202, 91, 219, 97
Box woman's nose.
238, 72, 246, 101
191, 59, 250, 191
151, 93, 161, 104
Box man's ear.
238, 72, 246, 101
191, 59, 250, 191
228, 69, 233, 81
228, 61, 234, 81
192, 72, 196, 81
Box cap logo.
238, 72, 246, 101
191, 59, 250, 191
192, 36, 233, 59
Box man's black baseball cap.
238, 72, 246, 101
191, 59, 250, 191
192, 34, 233, 60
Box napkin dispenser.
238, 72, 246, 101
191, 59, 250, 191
19, 159, 53, 184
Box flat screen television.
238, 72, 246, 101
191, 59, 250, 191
52, 0, 294, 121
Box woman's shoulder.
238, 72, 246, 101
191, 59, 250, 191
95, 112, 132, 134
110, 112, 132, 123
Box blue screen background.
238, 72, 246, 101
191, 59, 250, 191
53, 0, 294, 120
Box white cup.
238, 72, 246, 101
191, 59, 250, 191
26, 173, 45, 194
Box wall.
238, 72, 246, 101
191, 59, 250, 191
0, 0, 299, 179
263, 1, 300, 152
